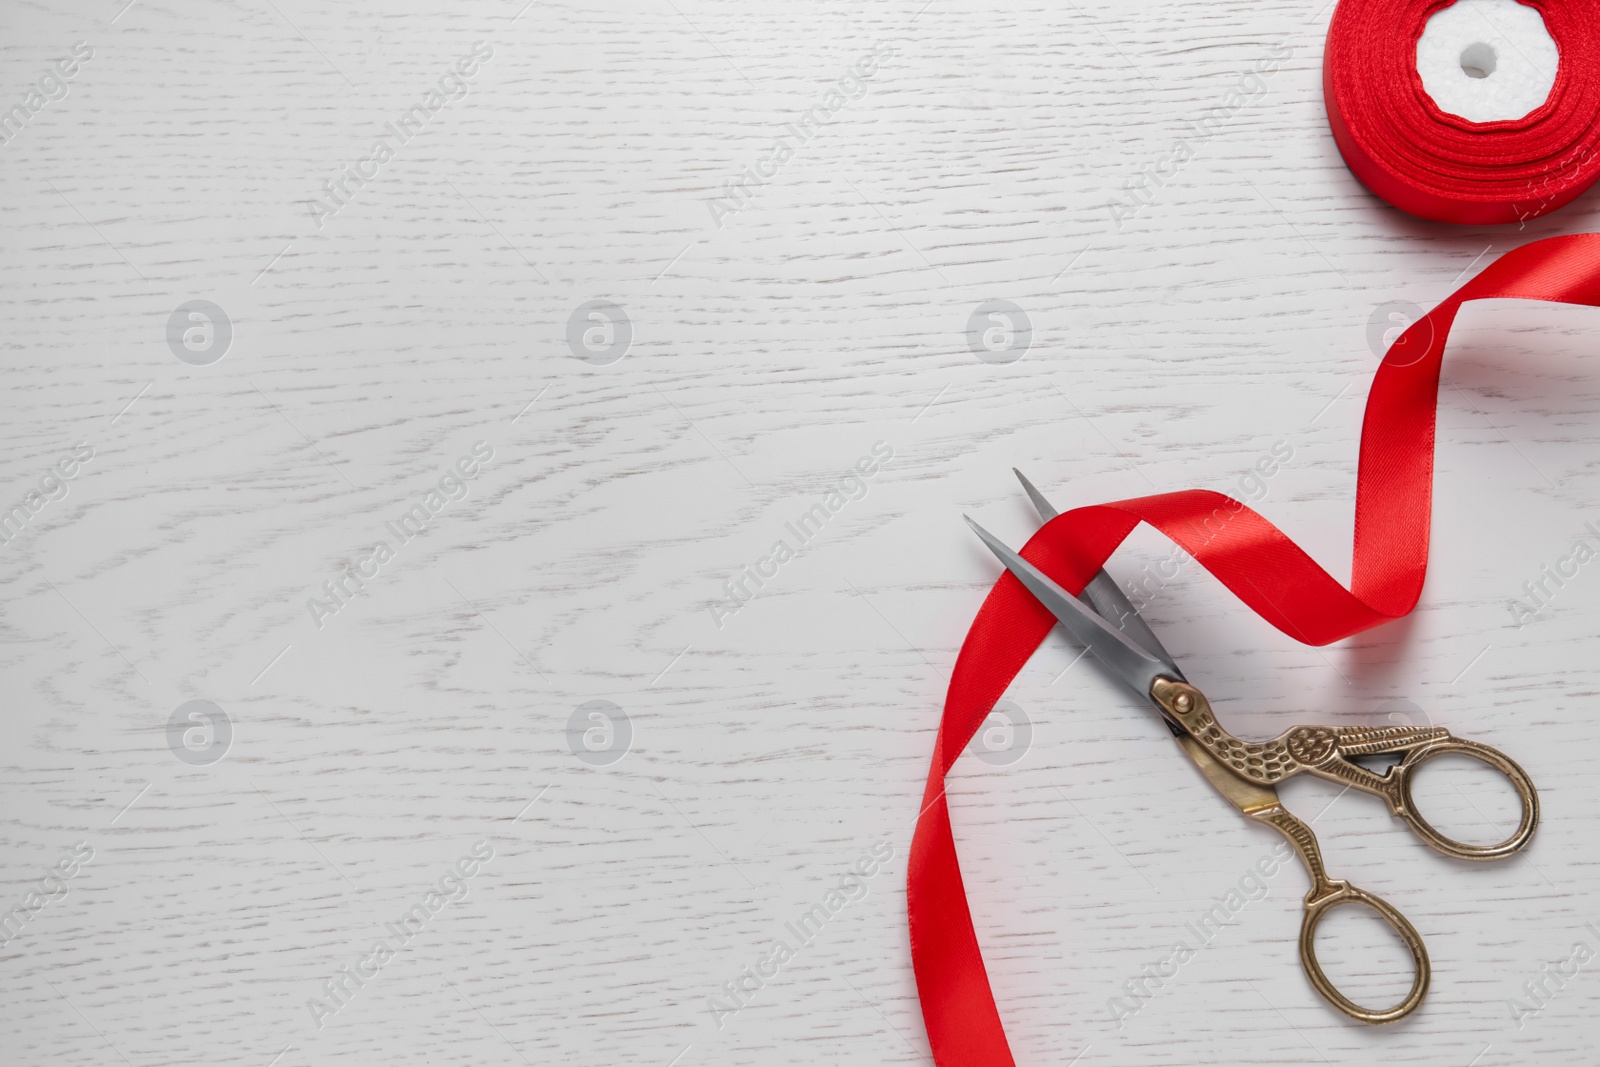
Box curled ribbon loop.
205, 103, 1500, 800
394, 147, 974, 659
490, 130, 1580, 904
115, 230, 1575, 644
909, 233, 1600, 1066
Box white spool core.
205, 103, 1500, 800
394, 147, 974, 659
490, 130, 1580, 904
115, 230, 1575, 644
1416, 0, 1558, 122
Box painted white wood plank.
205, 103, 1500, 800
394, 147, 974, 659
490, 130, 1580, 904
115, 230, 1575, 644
2, 1, 1597, 1064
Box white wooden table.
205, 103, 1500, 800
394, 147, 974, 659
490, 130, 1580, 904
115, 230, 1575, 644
3, 1, 1598, 1064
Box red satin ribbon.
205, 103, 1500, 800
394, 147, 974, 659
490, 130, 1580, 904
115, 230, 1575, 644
1325, 0, 1600, 224
908, 232, 1600, 1064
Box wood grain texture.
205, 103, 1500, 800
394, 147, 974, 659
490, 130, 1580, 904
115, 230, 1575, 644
3, 0, 1598, 1063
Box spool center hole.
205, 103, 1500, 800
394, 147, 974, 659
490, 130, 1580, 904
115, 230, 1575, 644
1460, 41, 1497, 79
1417, 0, 1556, 122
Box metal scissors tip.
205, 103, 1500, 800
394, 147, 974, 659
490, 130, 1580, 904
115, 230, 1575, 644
963, 514, 1177, 702
1012, 468, 1058, 521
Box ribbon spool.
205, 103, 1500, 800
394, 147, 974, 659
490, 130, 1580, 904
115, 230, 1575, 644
1324, 0, 1600, 224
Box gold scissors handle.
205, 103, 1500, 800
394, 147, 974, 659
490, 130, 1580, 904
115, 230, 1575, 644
1370, 736, 1538, 861
1176, 733, 1431, 1024
1153, 680, 1539, 860
1252, 802, 1430, 1024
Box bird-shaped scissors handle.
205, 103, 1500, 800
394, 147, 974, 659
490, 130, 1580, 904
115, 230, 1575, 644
1149, 678, 1539, 861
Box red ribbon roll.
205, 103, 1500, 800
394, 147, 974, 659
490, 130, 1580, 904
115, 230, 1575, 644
1324, 0, 1600, 224
908, 233, 1600, 1064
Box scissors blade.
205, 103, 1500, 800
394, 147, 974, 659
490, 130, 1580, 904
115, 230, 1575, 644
1012, 469, 1177, 667
1012, 467, 1062, 523
964, 516, 1183, 708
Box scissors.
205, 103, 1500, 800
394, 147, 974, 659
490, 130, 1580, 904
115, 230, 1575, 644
964, 471, 1540, 1024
